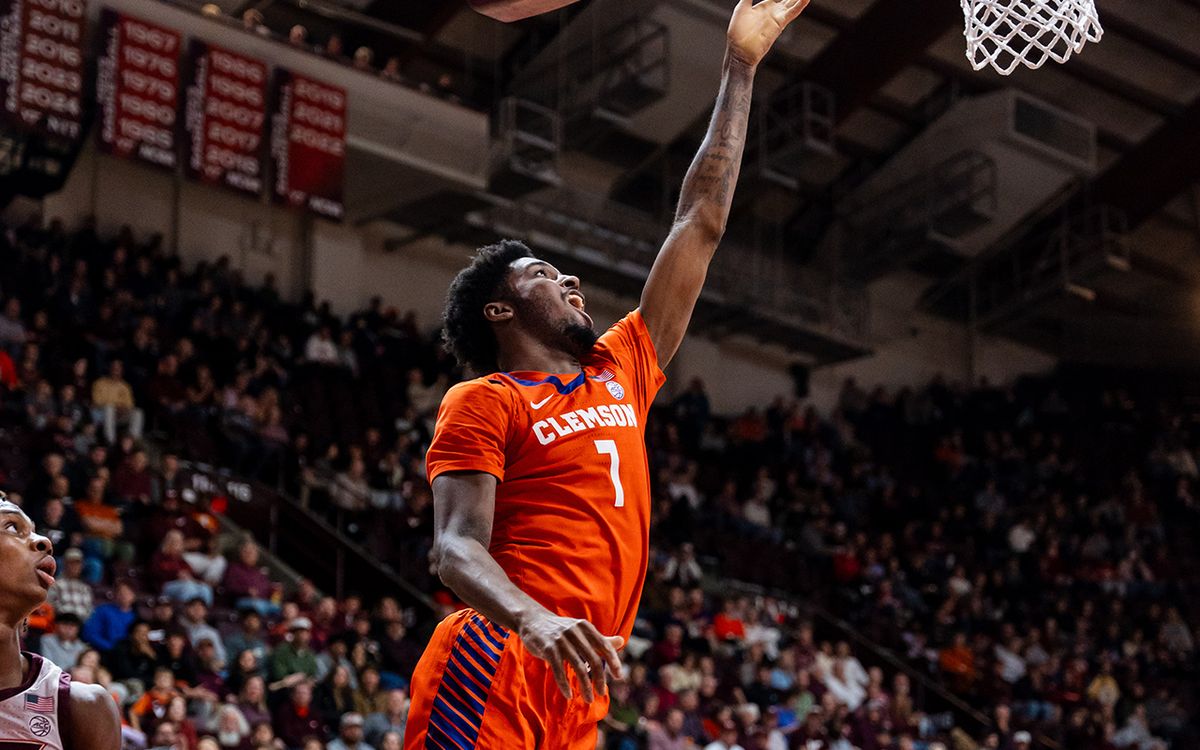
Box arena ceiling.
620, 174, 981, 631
221, 0, 1200, 366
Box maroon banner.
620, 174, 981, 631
96, 8, 180, 169
184, 39, 266, 196
0, 0, 88, 140
270, 69, 345, 221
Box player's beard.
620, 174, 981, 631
515, 294, 598, 361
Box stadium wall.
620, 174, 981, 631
39, 145, 1055, 414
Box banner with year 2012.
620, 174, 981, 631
269, 68, 345, 221
0, 0, 88, 140
184, 39, 266, 196
95, 7, 180, 169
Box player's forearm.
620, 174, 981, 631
434, 535, 551, 631
673, 52, 756, 242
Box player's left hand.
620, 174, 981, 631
726, 0, 810, 68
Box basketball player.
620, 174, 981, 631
0, 496, 120, 749
405, 1, 809, 748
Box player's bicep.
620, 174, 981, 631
432, 471, 498, 551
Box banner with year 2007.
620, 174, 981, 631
269, 67, 345, 222
0, 0, 88, 140
95, 7, 180, 169
183, 39, 266, 197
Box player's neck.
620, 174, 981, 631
496, 338, 580, 375
0, 625, 26, 691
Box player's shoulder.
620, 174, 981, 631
65, 681, 121, 750
442, 375, 518, 407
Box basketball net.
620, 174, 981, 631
961, 0, 1103, 76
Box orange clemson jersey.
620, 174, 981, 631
425, 309, 666, 641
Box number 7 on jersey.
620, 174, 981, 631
594, 439, 624, 507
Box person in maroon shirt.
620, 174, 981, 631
222, 540, 281, 617
112, 449, 153, 506
149, 530, 212, 606
273, 681, 325, 748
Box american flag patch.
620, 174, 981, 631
24, 694, 53, 713
590, 368, 615, 383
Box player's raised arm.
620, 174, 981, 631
431, 471, 623, 703
639, 0, 809, 366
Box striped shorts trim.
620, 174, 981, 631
424, 614, 510, 750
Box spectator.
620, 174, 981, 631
271, 618, 319, 684
38, 612, 87, 668
210, 704, 252, 750
82, 580, 137, 652
235, 675, 271, 729
179, 598, 227, 668
315, 664, 356, 729
91, 359, 144, 442
242, 8, 268, 35
130, 666, 183, 732
325, 34, 344, 60
151, 530, 213, 606
362, 689, 407, 747
352, 47, 373, 72
328, 712, 373, 750
110, 620, 158, 686
288, 24, 309, 48
304, 327, 339, 365
647, 708, 690, 750
46, 547, 92, 620
225, 609, 271, 666
274, 682, 325, 749
0, 297, 26, 357
380, 57, 403, 82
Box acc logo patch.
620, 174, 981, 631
29, 715, 51, 737
606, 381, 625, 400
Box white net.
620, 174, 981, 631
961, 0, 1103, 76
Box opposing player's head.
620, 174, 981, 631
443, 239, 597, 374
0, 494, 55, 623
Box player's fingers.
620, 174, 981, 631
558, 641, 595, 703
603, 636, 625, 674
547, 652, 572, 701
565, 627, 608, 695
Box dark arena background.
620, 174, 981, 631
0, 0, 1196, 749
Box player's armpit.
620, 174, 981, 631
65, 681, 121, 750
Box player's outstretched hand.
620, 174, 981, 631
727, 0, 811, 68
518, 611, 624, 703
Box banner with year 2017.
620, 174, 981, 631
0, 0, 88, 140
95, 7, 180, 169
183, 39, 266, 196
269, 68, 345, 221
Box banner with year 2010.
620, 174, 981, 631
95, 7, 180, 169
183, 39, 266, 196
269, 68, 345, 222
0, 0, 88, 140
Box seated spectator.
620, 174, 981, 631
274, 682, 325, 749
130, 666, 182, 732
304, 326, 339, 365
226, 608, 271, 667
112, 449, 153, 506
380, 57, 403, 82
179, 598, 226, 668
224, 539, 281, 616
109, 620, 158, 687
271, 618, 319, 685
241, 8, 268, 35
39, 612, 87, 669
288, 24, 308, 48
151, 530, 213, 607
0, 297, 26, 358
209, 704, 251, 750
352, 47, 374, 72
362, 689, 407, 747
91, 359, 144, 442
376, 731, 402, 750
315, 664, 356, 730
235, 675, 271, 729
182, 534, 227, 588
82, 579, 137, 652
325, 34, 344, 60
328, 712, 373, 750
46, 547, 92, 620
352, 666, 386, 716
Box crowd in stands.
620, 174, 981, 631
0, 214, 1196, 750
194, 3, 467, 106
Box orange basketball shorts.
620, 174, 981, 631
404, 608, 609, 750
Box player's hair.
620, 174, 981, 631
442, 239, 534, 375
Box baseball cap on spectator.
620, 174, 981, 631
1014, 731, 1032, 745
63, 548, 83, 562
289, 617, 312, 631
341, 712, 364, 727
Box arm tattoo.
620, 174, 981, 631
676, 57, 756, 222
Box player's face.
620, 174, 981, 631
505, 257, 598, 359
0, 502, 55, 618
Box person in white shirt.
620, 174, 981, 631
822, 660, 866, 711
835, 641, 869, 688
304, 326, 340, 365
39, 613, 87, 669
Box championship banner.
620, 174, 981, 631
96, 8, 180, 169
270, 68, 345, 221
184, 39, 266, 196
0, 0, 88, 140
